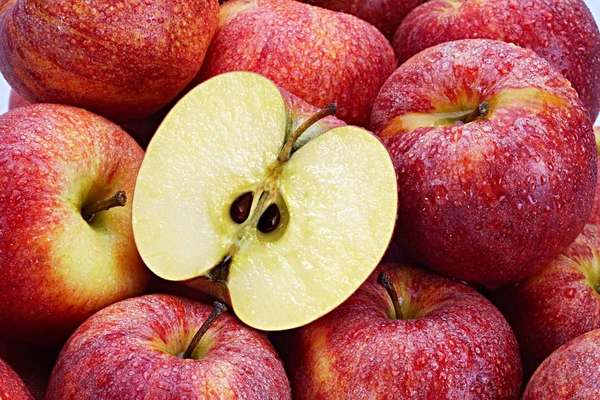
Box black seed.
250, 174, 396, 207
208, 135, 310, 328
230, 192, 253, 224
258, 203, 281, 233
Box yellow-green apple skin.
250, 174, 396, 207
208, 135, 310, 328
523, 329, 600, 399
0, 0, 219, 120
45, 295, 291, 399
0, 356, 33, 400
0, 104, 150, 345
132, 72, 398, 331
287, 263, 522, 399
199, 0, 397, 126
371, 39, 597, 287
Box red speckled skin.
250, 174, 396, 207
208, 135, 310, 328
393, 0, 600, 121
495, 223, 600, 375
301, 0, 426, 38
287, 263, 522, 399
0, 104, 150, 345
523, 329, 600, 399
0, 357, 33, 400
199, 0, 397, 126
45, 294, 291, 400
0, 0, 218, 120
8, 89, 30, 109
371, 39, 596, 287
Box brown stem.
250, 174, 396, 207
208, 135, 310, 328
463, 101, 490, 124
377, 272, 403, 320
184, 301, 227, 359
278, 103, 337, 162
81, 190, 127, 223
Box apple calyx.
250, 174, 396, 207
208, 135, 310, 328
81, 190, 127, 223
183, 301, 228, 360
377, 272, 404, 320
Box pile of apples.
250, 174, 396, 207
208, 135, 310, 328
1, 0, 600, 398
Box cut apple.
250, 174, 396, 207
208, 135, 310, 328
133, 72, 397, 330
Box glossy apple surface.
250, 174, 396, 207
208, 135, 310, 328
0, 104, 150, 345
199, 0, 396, 126
393, 0, 600, 121
371, 39, 596, 287
523, 329, 600, 399
287, 263, 522, 399
45, 294, 291, 399
0, 0, 219, 120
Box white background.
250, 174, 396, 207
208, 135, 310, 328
0, 0, 599, 123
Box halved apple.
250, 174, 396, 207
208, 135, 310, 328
132, 72, 397, 330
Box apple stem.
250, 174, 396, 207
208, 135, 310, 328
81, 190, 127, 223
277, 103, 337, 162
463, 101, 490, 123
377, 272, 403, 320
183, 301, 228, 359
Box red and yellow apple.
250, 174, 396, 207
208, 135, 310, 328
287, 263, 522, 399
393, 0, 600, 121
0, 104, 150, 345
0, 0, 219, 120
45, 295, 291, 399
371, 39, 596, 287
0, 356, 32, 400
199, 0, 397, 126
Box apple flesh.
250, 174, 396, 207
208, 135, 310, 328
45, 294, 291, 399
0, 104, 150, 345
0, 357, 33, 400
371, 39, 596, 287
199, 0, 397, 126
0, 0, 219, 120
287, 263, 522, 399
523, 329, 600, 399
393, 0, 600, 121
301, 0, 425, 38
133, 71, 398, 330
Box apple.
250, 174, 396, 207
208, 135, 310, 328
523, 328, 600, 399
393, 0, 600, 121
590, 127, 600, 225
370, 39, 596, 287
0, 0, 219, 120
0, 356, 32, 400
301, 0, 425, 38
286, 263, 522, 399
8, 89, 30, 109
45, 294, 291, 399
198, 0, 397, 126
0, 104, 150, 345
132, 71, 398, 331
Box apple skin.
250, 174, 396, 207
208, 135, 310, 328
393, 0, 600, 121
287, 263, 522, 399
0, 104, 150, 345
590, 127, 600, 225
45, 294, 291, 399
199, 0, 397, 126
0, 0, 219, 120
523, 329, 600, 399
300, 0, 426, 38
370, 39, 596, 287
8, 89, 30, 109
495, 223, 600, 375
0, 356, 33, 400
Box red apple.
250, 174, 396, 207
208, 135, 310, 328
393, 0, 600, 121
590, 127, 600, 225
0, 356, 33, 400
199, 0, 397, 126
8, 89, 30, 109
495, 223, 600, 374
0, 104, 150, 345
45, 294, 291, 399
0, 0, 219, 120
370, 39, 596, 287
300, 0, 425, 38
523, 329, 600, 399
287, 263, 522, 399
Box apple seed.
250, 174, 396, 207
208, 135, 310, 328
230, 191, 254, 224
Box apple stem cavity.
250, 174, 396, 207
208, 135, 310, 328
277, 103, 337, 163
463, 101, 490, 124
81, 190, 127, 223
377, 272, 403, 320
183, 301, 228, 360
